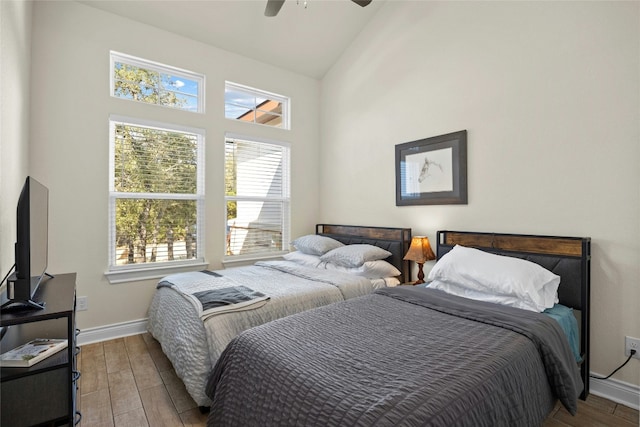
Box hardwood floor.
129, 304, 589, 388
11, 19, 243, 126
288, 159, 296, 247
543, 396, 639, 427
78, 334, 639, 427
78, 333, 207, 427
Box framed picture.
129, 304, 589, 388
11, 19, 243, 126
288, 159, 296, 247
395, 130, 467, 206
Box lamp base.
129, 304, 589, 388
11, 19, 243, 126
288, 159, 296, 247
415, 262, 425, 284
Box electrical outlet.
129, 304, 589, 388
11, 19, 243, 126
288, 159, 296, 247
625, 336, 640, 359
77, 296, 88, 311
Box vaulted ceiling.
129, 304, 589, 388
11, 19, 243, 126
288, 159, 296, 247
80, 0, 385, 79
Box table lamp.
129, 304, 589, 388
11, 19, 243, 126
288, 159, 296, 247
403, 236, 436, 284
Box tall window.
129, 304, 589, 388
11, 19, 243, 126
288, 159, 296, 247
225, 82, 289, 129
108, 116, 205, 270
225, 135, 290, 258
111, 51, 204, 113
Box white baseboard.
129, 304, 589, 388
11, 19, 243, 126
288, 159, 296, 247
590, 375, 640, 410
77, 318, 148, 346
77, 320, 640, 411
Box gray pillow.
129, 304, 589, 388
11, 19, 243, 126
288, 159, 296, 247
320, 244, 392, 268
291, 235, 344, 256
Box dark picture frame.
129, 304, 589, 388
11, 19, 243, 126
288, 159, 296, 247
395, 130, 467, 206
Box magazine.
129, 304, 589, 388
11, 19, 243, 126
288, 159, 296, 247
0, 338, 68, 367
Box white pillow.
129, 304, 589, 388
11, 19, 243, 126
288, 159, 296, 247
428, 280, 546, 312
383, 277, 401, 287
291, 234, 344, 256
371, 277, 401, 288
283, 251, 324, 268
427, 245, 560, 312
323, 260, 401, 279
320, 244, 392, 268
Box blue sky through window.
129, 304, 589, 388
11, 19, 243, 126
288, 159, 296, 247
225, 87, 269, 120
161, 73, 199, 111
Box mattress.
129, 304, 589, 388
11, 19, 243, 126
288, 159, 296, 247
206, 286, 582, 426
147, 260, 387, 406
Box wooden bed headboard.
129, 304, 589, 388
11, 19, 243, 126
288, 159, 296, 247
316, 224, 412, 283
436, 230, 591, 399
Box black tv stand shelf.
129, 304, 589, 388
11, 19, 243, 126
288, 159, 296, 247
1, 273, 80, 426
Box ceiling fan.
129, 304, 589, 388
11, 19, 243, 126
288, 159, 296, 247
265, 0, 373, 17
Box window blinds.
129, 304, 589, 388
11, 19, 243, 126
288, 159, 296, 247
109, 117, 204, 268
225, 137, 290, 257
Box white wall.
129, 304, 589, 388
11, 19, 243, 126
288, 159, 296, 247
321, 1, 640, 387
0, 0, 32, 280
29, 1, 321, 329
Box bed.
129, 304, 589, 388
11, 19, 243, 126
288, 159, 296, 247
205, 230, 591, 426
147, 224, 411, 407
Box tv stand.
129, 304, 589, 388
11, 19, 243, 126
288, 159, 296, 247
1, 273, 80, 426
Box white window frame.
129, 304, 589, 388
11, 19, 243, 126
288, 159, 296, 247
105, 115, 207, 283
110, 51, 205, 114
225, 81, 290, 130
223, 133, 291, 264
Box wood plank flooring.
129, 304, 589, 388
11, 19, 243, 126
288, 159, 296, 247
78, 333, 207, 427
78, 333, 639, 427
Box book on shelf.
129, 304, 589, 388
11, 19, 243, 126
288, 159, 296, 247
0, 338, 68, 368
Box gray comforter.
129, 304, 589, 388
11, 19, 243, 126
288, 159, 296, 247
206, 286, 582, 426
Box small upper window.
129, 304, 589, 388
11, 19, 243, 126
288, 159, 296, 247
111, 51, 204, 113
225, 82, 289, 129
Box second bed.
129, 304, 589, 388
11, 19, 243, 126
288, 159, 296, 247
147, 224, 411, 406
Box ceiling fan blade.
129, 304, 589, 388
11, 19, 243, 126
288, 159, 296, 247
265, 0, 286, 17
351, 0, 372, 7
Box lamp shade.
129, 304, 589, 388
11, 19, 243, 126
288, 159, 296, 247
403, 236, 436, 263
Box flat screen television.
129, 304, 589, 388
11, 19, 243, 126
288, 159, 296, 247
1, 176, 52, 310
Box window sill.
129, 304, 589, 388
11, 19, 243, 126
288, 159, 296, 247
105, 260, 209, 284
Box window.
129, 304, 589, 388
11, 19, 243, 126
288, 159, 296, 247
225, 134, 290, 258
108, 116, 205, 272
111, 51, 204, 113
225, 82, 289, 129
